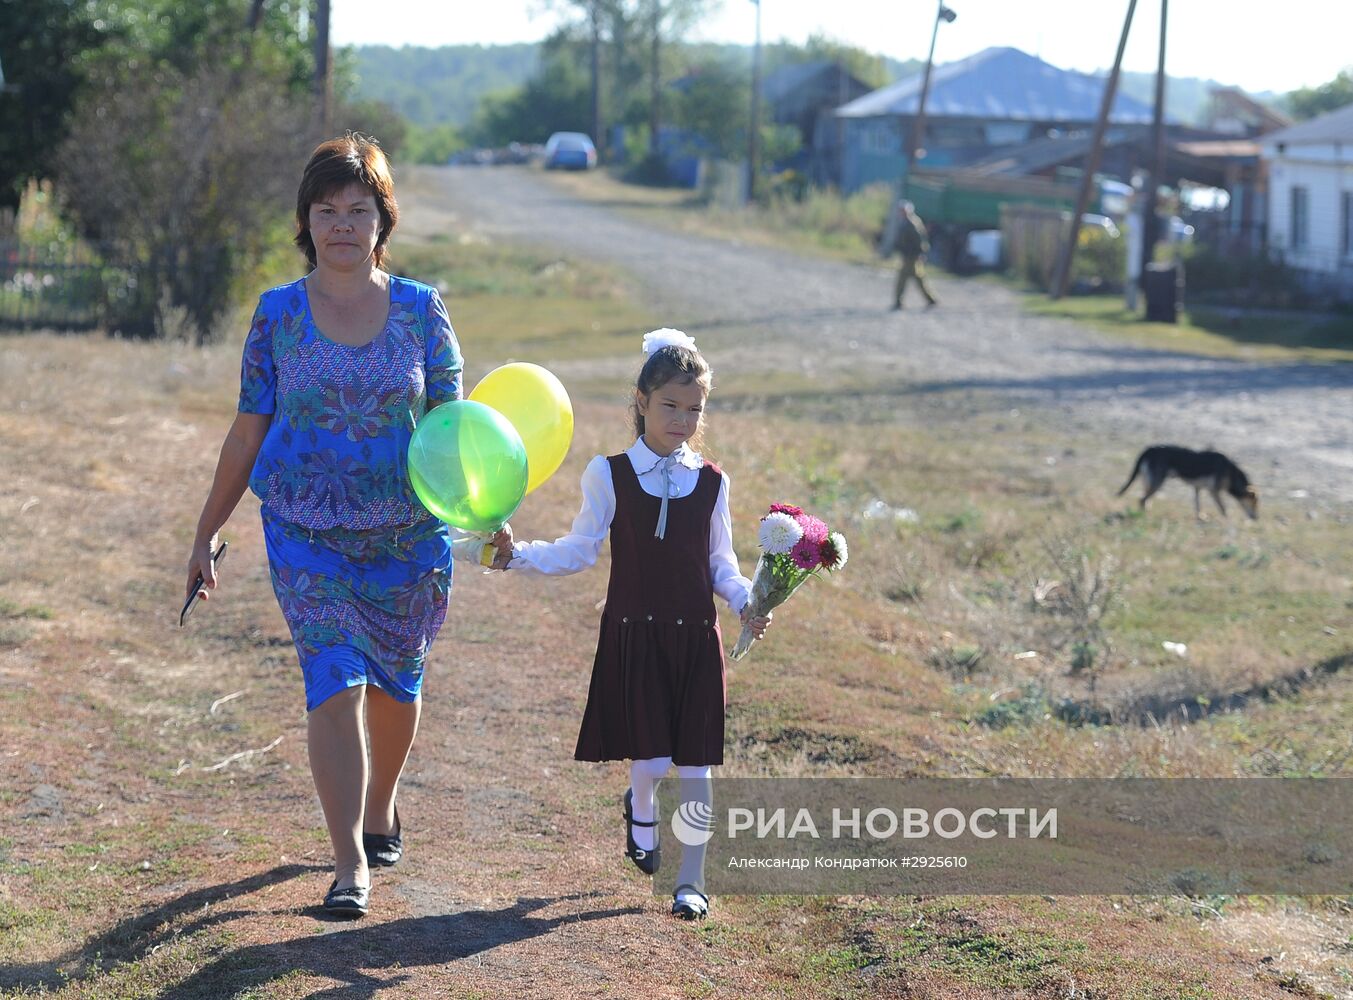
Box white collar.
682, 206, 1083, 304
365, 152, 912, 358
628, 437, 703, 475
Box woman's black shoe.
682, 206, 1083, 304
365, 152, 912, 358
671, 884, 709, 921
623, 788, 660, 875
363, 806, 403, 868
323, 879, 370, 918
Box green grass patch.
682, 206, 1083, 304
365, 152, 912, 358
974, 683, 1052, 729
395, 240, 654, 364
767, 897, 1242, 998
1, 602, 53, 619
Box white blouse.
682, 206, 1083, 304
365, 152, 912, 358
508, 438, 753, 612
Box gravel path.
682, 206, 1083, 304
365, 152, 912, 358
406, 166, 1353, 504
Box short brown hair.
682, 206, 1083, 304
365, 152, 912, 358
294, 133, 398, 268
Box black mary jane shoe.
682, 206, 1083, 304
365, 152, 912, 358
623, 788, 660, 876
363, 806, 403, 868
323, 879, 370, 918
671, 884, 709, 921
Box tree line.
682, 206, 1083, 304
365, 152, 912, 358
0, 0, 393, 342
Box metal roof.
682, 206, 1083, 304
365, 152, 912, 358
761, 60, 872, 107
1263, 101, 1353, 146
762, 61, 833, 104
835, 46, 1156, 124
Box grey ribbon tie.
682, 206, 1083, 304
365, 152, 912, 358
655, 453, 680, 540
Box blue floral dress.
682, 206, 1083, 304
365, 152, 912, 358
239, 274, 462, 710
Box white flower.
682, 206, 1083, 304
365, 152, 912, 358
758, 512, 803, 554
642, 328, 697, 357
823, 531, 849, 571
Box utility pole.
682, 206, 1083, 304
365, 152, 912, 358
1050, 0, 1137, 300
312, 0, 331, 135
905, 2, 955, 196
649, 2, 662, 156
747, 0, 762, 202
1139, 0, 1169, 284
590, 1, 603, 158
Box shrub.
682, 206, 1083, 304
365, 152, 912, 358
57, 60, 311, 341
1178, 245, 1305, 307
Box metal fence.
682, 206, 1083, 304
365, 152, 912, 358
1, 240, 106, 330
1270, 248, 1353, 307
0, 240, 157, 333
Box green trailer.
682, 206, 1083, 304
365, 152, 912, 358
896, 169, 1087, 270
903, 169, 1081, 229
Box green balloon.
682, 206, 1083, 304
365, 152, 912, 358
408, 400, 528, 533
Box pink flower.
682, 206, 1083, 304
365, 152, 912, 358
795, 514, 828, 545
790, 536, 822, 570
769, 503, 804, 517
819, 533, 847, 571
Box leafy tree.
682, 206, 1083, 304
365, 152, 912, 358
1286, 69, 1353, 121
605, 2, 649, 128
402, 124, 466, 164
347, 43, 539, 127
0, 0, 106, 212
638, 0, 713, 154
56, 0, 315, 341
333, 98, 409, 159
673, 57, 748, 159
468, 41, 593, 146
546, 1, 623, 152
764, 33, 890, 90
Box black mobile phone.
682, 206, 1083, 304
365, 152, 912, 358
180, 541, 228, 627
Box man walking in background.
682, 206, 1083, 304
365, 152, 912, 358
888, 200, 938, 311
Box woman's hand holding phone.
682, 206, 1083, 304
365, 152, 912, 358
181, 540, 228, 626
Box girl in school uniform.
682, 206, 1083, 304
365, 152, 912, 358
505, 329, 770, 920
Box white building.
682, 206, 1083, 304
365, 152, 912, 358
1263, 102, 1353, 302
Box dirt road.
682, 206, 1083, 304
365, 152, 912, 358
407, 166, 1353, 504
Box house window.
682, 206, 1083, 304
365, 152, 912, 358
1290, 186, 1308, 249
1343, 191, 1353, 257
984, 122, 1032, 145
859, 122, 901, 155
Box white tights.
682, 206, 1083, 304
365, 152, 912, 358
629, 756, 713, 902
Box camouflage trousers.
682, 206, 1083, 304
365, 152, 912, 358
893, 255, 937, 307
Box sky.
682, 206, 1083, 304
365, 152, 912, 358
331, 0, 1351, 95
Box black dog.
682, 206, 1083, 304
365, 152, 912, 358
1118, 445, 1258, 520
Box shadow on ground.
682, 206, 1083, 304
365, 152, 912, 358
158, 893, 641, 999
5, 860, 640, 998
2, 864, 321, 991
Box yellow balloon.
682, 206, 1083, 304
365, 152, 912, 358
469, 363, 574, 494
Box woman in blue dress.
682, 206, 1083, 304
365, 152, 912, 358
185, 134, 508, 918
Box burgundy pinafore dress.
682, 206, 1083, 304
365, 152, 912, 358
573, 455, 728, 766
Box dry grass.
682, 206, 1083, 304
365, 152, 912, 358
3, 215, 1351, 997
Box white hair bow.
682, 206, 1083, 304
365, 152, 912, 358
642, 328, 697, 357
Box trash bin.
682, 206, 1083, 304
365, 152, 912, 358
1142, 262, 1183, 324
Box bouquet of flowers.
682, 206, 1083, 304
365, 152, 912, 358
730, 503, 848, 660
